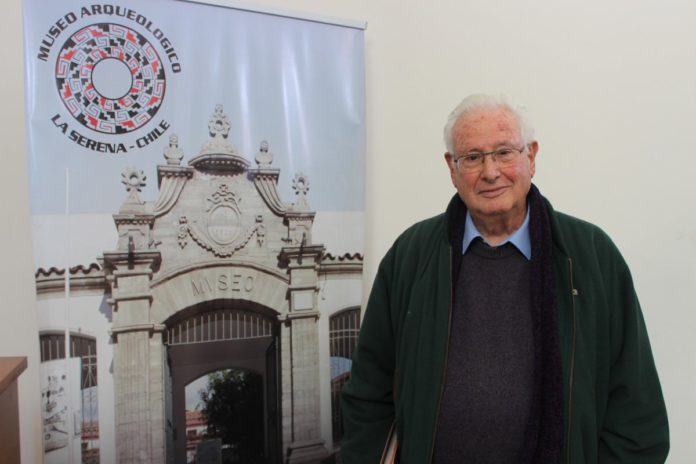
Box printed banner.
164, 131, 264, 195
23, 0, 365, 462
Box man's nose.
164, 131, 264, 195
480, 155, 500, 180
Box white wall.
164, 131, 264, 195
0, 0, 44, 462
4, 0, 694, 462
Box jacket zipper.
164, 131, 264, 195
565, 257, 578, 464
428, 249, 454, 462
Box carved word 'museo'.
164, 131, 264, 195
191, 272, 255, 296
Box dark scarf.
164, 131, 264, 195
445, 184, 564, 463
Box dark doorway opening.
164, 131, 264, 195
187, 368, 264, 463
165, 303, 280, 464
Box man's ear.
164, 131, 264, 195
444, 152, 457, 185
527, 142, 538, 177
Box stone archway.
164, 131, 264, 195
164, 300, 281, 464
97, 105, 352, 463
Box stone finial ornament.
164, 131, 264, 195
200, 104, 237, 155
119, 166, 147, 211
292, 173, 310, 211
121, 167, 147, 193
208, 104, 231, 139
163, 133, 184, 165
255, 140, 273, 167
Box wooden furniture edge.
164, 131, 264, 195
0, 357, 28, 394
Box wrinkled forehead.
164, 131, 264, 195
452, 107, 522, 149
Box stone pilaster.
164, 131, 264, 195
279, 245, 329, 463
103, 250, 164, 464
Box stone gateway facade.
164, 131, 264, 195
35, 106, 363, 464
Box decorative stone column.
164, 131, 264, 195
103, 250, 163, 463
280, 244, 329, 463
102, 167, 166, 463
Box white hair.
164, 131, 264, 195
443, 94, 535, 154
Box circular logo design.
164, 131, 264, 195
55, 23, 166, 134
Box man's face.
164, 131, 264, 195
445, 107, 538, 225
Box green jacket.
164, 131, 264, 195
342, 194, 669, 463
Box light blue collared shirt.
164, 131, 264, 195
462, 207, 532, 260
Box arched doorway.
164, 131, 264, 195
164, 300, 281, 464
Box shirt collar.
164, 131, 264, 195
462, 206, 532, 260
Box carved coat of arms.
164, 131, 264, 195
179, 184, 262, 257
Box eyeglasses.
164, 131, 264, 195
452, 145, 526, 172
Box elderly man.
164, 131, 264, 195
341, 95, 669, 463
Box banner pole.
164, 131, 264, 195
64, 167, 74, 463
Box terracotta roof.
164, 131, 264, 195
35, 262, 102, 278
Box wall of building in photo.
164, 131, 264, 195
35, 106, 363, 464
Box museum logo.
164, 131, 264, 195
35, 4, 182, 154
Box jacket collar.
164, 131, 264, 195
444, 183, 571, 259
